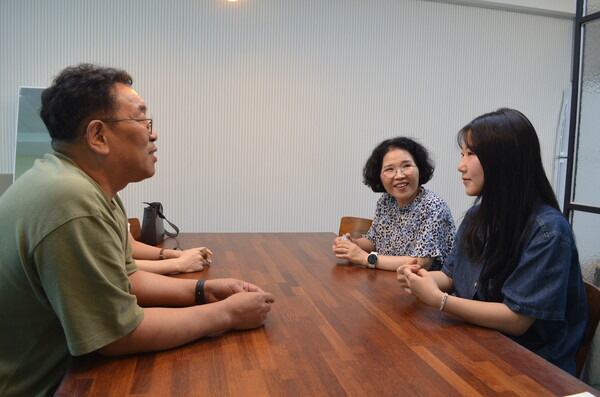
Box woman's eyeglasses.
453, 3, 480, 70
381, 163, 416, 178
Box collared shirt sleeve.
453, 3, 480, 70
441, 221, 466, 281
364, 191, 455, 271
501, 214, 575, 321
441, 245, 456, 280
364, 195, 384, 246
407, 192, 455, 268
441, 207, 476, 294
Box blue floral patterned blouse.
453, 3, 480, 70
364, 188, 455, 270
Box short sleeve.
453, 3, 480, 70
441, 248, 456, 279
408, 199, 455, 265
502, 219, 574, 321
34, 216, 144, 356
441, 207, 475, 282
441, 226, 463, 280
364, 196, 384, 245
124, 232, 138, 275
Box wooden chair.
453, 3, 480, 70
128, 218, 141, 241
338, 216, 373, 239
576, 281, 600, 378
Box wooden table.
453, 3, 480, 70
56, 233, 597, 396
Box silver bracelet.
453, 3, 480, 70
439, 292, 449, 311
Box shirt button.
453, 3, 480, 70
473, 282, 478, 287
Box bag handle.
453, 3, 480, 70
143, 202, 180, 237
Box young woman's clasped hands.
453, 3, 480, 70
397, 261, 535, 336
396, 261, 449, 307
395, 108, 587, 375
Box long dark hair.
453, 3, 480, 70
458, 108, 560, 301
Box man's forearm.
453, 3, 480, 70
135, 259, 184, 275
98, 304, 231, 355
129, 270, 197, 307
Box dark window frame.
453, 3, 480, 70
564, 3, 600, 218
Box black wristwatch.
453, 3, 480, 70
367, 252, 378, 269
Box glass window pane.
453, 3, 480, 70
572, 210, 600, 286
573, 20, 600, 207
586, 0, 600, 16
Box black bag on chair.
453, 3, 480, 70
140, 202, 180, 245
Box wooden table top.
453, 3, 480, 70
56, 233, 597, 396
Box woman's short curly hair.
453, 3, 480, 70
362, 137, 434, 192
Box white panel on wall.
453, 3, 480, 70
0, 0, 573, 233
430, 0, 575, 18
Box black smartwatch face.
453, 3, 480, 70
367, 254, 377, 265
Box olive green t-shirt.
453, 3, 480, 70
0, 153, 144, 396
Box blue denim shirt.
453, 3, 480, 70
442, 204, 587, 375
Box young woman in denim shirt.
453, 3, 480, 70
398, 108, 587, 375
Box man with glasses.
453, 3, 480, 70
0, 64, 275, 397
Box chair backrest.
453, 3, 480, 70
576, 281, 600, 378
338, 216, 373, 239
128, 218, 141, 241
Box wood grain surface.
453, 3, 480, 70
55, 233, 597, 396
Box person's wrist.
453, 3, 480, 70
174, 257, 184, 273
195, 279, 207, 305
362, 252, 369, 266
162, 249, 176, 259
365, 251, 378, 269
219, 298, 235, 329
438, 291, 449, 311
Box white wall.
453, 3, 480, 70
0, 0, 574, 233
430, 0, 575, 18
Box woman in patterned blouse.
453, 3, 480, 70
333, 137, 455, 271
